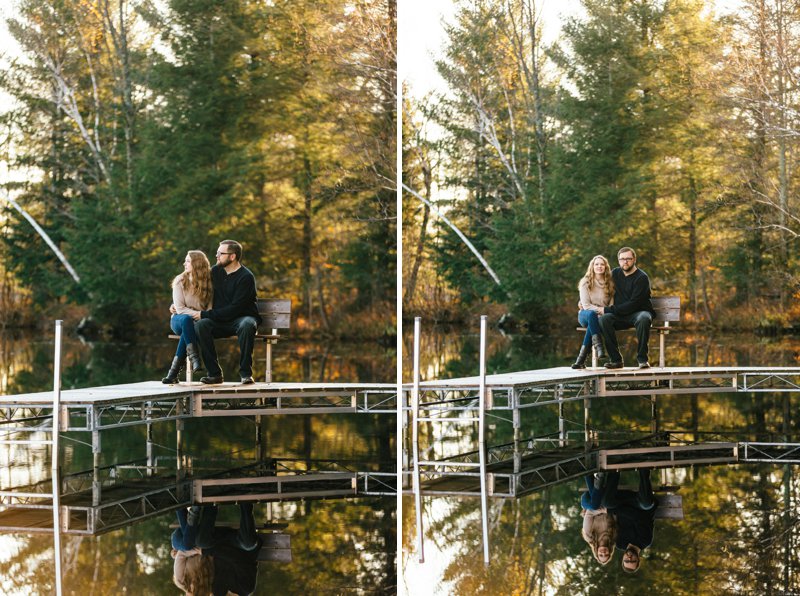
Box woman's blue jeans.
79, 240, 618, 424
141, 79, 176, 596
581, 472, 616, 511
578, 309, 601, 347
172, 506, 203, 551
170, 314, 197, 360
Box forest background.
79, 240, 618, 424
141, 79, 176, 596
0, 0, 396, 339
403, 0, 800, 334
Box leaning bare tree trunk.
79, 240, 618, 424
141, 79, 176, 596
404, 163, 431, 305
775, 0, 788, 307
101, 0, 137, 202
301, 150, 314, 326
525, 0, 547, 217
687, 176, 698, 318
314, 268, 331, 333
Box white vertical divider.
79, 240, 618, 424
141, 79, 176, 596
478, 315, 490, 565
51, 321, 64, 596
412, 317, 424, 563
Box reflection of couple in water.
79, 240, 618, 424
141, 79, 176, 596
171, 502, 262, 595
580, 469, 657, 573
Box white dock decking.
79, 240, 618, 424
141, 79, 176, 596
407, 365, 800, 391
0, 380, 397, 432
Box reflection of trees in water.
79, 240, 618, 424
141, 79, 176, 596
416, 467, 800, 594
0, 332, 395, 592
405, 330, 800, 592
258, 498, 395, 594
0, 497, 396, 594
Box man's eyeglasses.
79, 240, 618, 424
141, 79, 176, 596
619, 257, 635, 262
216, 251, 234, 256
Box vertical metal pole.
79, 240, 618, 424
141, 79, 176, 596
651, 395, 658, 434
255, 414, 264, 460
145, 402, 154, 477
584, 381, 591, 447
266, 330, 277, 383
51, 321, 64, 596
512, 389, 520, 473
412, 317, 424, 563
176, 398, 185, 500
185, 356, 191, 384
478, 315, 490, 565
92, 410, 102, 507
557, 384, 566, 447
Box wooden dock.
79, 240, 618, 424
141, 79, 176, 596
405, 355, 800, 562
0, 457, 396, 535
405, 365, 800, 412
0, 380, 396, 432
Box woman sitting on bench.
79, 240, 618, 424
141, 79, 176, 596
572, 255, 612, 369
162, 250, 212, 384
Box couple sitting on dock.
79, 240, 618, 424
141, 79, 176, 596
572, 246, 655, 370
163, 239, 262, 385
172, 502, 261, 594
581, 469, 657, 573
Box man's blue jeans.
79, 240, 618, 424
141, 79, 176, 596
578, 310, 601, 347
170, 314, 197, 360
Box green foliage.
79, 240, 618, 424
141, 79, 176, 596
416, 0, 800, 324
0, 0, 395, 335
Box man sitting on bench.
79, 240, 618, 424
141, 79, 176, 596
194, 239, 261, 385
598, 246, 655, 369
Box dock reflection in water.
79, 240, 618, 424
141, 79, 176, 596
0, 331, 396, 594
402, 327, 800, 595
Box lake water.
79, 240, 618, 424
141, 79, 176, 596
401, 325, 800, 595
0, 327, 396, 595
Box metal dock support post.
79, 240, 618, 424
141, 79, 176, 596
478, 315, 490, 566
51, 321, 64, 596
145, 402, 154, 477
557, 384, 566, 447
412, 317, 424, 563
176, 397, 185, 500
265, 330, 277, 383
512, 389, 521, 474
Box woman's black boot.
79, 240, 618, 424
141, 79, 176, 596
571, 345, 590, 369
591, 334, 606, 360
161, 357, 182, 384
186, 343, 202, 373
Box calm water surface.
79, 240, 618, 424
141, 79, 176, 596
0, 328, 396, 595
402, 326, 800, 595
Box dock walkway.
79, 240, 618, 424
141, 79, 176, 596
0, 380, 396, 432
405, 354, 800, 563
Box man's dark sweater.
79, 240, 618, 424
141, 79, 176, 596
209, 537, 262, 596
605, 268, 654, 317
614, 503, 656, 551
201, 264, 262, 324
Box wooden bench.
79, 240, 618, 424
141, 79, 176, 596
169, 298, 292, 383
580, 487, 683, 519
577, 296, 680, 368
169, 522, 292, 562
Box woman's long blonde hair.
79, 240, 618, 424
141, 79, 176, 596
586, 512, 617, 566
173, 250, 213, 308
176, 553, 214, 595
578, 255, 614, 304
